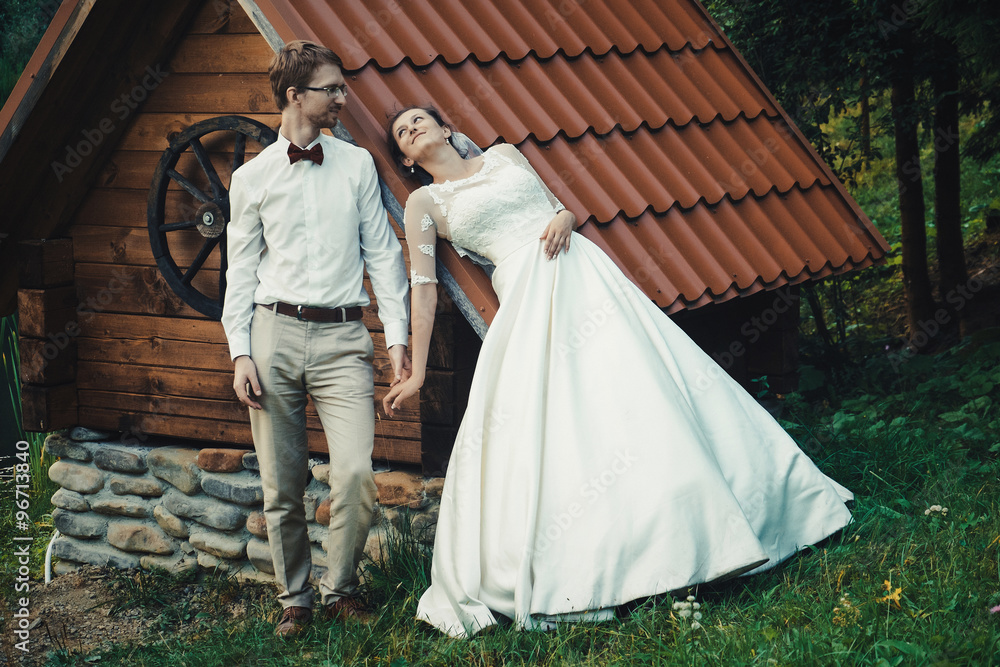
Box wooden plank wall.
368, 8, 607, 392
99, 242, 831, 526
66, 0, 470, 467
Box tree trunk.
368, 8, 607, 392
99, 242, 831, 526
891, 34, 936, 342
933, 41, 967, 332
859, 64, 871, 159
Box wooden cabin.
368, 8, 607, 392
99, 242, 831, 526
1, 0, 888, 475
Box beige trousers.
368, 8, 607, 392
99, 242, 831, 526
249, 304, 377, 609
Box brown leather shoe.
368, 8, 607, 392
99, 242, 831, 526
275, 605, 313, 637
325, 596, 373, 623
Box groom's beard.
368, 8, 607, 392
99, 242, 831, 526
308, 104, 341, 129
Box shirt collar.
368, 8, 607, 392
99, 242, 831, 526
276, 128, 325, 151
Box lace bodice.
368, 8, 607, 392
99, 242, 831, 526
403, 144, 565, 286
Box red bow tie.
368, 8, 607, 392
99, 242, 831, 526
287, 142, 324, 165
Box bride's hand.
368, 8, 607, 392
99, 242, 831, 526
539, 210, 576, 260
382, 377, 421, 418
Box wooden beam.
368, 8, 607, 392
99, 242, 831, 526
21, 383, 77, 432
19, 337, 77, 386
17, 287, 78, 338
18, 239, 74, 288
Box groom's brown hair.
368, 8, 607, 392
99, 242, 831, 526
269, 40, 343, 111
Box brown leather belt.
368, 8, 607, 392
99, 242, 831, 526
260, 302, 363, 323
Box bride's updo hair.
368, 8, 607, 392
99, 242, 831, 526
387, 105, 467, 185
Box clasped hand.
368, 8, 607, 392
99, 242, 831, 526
382, 375, 420, 418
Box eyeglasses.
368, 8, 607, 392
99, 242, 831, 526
299, 84, 348, 98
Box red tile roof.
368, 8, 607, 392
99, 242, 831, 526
232, 0, 889, 316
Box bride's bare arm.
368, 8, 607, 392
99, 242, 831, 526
383, 191, 440, 417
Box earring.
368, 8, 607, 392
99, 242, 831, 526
410, 166, 414, 174
445, 136, 451, 145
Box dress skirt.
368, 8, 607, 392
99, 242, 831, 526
415, 235, 852, 637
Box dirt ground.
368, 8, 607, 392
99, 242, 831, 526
4, 564, 270, 666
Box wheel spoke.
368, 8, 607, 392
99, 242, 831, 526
167, 169, 212, 204
232, 133, 247, 173
158, 220, 199, 233
189, 137, 225, 201
180, 236, 220, 286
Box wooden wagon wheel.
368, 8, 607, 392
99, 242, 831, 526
147, 116, 277, 319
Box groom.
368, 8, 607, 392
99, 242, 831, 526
222, 40, 411, 637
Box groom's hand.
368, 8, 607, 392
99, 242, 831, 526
233, 355, 263, 410
387, 344, 412, 387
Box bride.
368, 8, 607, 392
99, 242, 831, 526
381, 106, 853, 637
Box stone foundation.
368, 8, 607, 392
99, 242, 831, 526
44, 429, 442, 583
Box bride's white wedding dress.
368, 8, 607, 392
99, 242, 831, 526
403, 143, 852, 637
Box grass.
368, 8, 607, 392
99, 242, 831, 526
22, 335, 1000, 665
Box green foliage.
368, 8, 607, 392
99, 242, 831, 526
0, 0, 57, 106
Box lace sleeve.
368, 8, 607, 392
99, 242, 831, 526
493, 143, 566, 213
403, 189, 439, 286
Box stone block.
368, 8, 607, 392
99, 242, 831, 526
423, 477, 445, 499
381, 507, 402, 531
307, 523, 328, 545
153, 504, 189, 539
201, 471, 264, 506
412, 506, 440, 545
163, 490, 246, 531
196, 550, 236, 572
375, 470, 426, 509
94, 447, 148, 473
49, 460, 104, 494
53, 561, 81, 575
308, 551, 328, 586
109, 475, 164, 497
363, 525, 396, 564
51, 508, 106, 539
315, 498, 331, 526
311, 464, 330, 485
180, 541, 195, 555
310, 545, 327, 569
107, 521, 177, 555
51, 488, 89, 512
44, 433, 92, 461
69, 427, 112, 442
246, 537, 273, 574
147, 447, 202, 495
189, 530, 249, 560
91, 495, 150, 518
242, 451, 259, 471
246, 511, 267, 539
52, 535, 140, 569
303, 478, 328, 522
140, 553, 198, 575
197, 448, 245, 473
239, 568, 276, 585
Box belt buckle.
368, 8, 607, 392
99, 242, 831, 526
338, 307, 347, 322
296, 305, 305, 321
